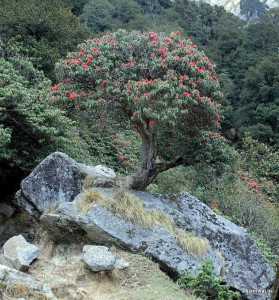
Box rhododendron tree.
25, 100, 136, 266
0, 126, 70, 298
50, 29, 232, 189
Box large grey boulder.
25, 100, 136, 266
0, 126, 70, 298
41, 189, 274, 300
41, 199, 224, 274
16, 152, 85, 217
3, 235, 40, 272
16, 152, 117, 217
0, 264, 56, 299
83, 245, 116, 272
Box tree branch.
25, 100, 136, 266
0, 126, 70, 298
155, 155, 196, 174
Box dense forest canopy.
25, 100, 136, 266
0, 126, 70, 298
0, 0, 278, 182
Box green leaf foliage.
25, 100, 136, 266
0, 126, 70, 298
178, 260, 240, 300
0, 46, 90, 195
50, 29, 233, 174
0, 0, 90, 79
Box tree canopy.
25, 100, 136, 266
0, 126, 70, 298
0, 0, 90, 79
50, 29, 232, 189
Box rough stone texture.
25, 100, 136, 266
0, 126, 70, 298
193, 0, 278, 18
41, 197, 224, 277
91, 177, 115, 188
3, 235, 40, 272
16, 152, 117, 217
133, 190, 274, 300
0, 210, 39, 247
0, 264, 56, 299
16, 152, 85, 216
41, 189, 274, 300
83, 245, 116, 272
0, 254, 14, 268
16, 190, 41, 220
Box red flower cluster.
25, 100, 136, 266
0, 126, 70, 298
211, 199, 218, 209
69, 93, 78, 98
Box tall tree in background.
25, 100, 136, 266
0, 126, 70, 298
0, 0, 90, 79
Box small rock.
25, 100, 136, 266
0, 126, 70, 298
114, 258, 129, 270
83, 245, 116, 272
3, 234, 40, 271
0, 203, 14, 217
79, 164, 116, 179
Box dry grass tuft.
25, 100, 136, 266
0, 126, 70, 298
76, 189, 104, 214
82, 176, 97, 190
77, 187, 209, 257
174, 229, 209, 258
110, 188, 155, 228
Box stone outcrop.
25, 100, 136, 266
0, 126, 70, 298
41, 198, 224, 275
40, 188, 274, 300
3, 235, 40, 272
79, 164, 116, 179
16, 152, 116, 218
16, 152, 85, 217
0, 264, 56, 299
15, 153, 275, 300
193, 0, 278, 19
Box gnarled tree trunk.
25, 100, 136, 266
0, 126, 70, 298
93, 123, 194, 191
271, 263, 279, 300
125, 123, 192, 190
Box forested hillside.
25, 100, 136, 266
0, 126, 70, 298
0, 0, 278, 280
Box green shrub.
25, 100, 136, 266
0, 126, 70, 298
239, 136, 279, 200
178, 260, 240, 300
250, 233, 279, 269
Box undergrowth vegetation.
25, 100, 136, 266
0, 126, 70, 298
178, 260, 240, 300
76, 188, 209, 258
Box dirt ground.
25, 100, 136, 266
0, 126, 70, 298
26, 232, 198, 300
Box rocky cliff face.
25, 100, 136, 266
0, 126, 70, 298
195, 0, 279, 19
